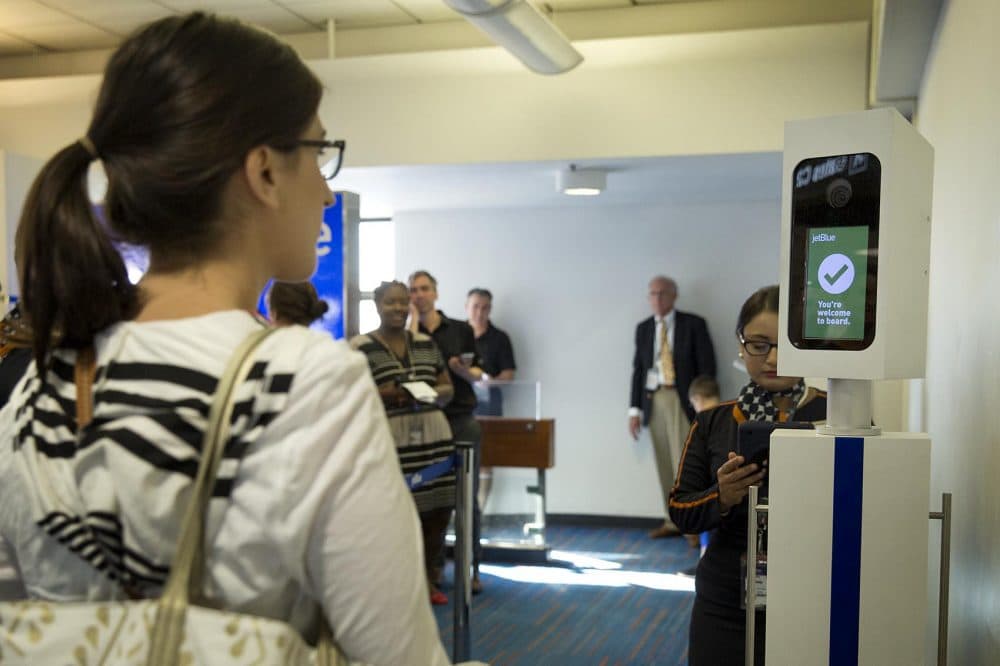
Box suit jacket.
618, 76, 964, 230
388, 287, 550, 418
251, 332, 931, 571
630, 310, 716, 423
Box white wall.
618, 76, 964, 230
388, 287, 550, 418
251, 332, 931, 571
0, 22, 868, 167
1, 152, 43, 297
320, 21, 868, 167
916, 0, 1000, 662
396, 200, 781, 517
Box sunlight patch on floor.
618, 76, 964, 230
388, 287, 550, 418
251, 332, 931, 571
549, 550, 627, 570
479, 564, 696, 592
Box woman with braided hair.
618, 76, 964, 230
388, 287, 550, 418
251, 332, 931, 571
350, 280, 456, 606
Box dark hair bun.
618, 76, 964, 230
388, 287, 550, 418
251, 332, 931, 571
311, 300, 330, 319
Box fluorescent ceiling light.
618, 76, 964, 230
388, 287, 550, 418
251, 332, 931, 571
557, 165, 606, 196
444, 0, 583, 75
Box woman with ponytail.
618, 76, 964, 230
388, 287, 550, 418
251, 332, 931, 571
0, 13, 450, 665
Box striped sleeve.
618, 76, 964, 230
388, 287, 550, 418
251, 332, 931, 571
668, 418, 723, 533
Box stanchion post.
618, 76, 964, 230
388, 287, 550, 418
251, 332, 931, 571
745, 484, 759, 666
453, 442, 475, 663
928, 491, 952, 666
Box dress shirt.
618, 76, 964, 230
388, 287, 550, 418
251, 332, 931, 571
654, 310, 676, 386
628, 310, 677, 418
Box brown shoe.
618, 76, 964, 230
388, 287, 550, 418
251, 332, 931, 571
648, 522, 681, 538
471, 575, 483, 595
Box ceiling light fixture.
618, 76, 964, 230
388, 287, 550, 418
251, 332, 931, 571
557, 165, 605, 196
443, 0, 583, 75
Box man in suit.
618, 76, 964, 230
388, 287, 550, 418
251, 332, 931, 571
629, 276, 716, 538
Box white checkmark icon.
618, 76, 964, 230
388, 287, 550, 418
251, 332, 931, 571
817, 254, 855, 295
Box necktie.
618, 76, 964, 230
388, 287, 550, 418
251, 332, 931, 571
659, 319, 675, 386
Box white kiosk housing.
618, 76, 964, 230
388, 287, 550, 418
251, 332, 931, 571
766, 108, 934, 665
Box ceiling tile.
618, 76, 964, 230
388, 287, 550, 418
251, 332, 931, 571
11, 22, 119, 50
283, 1, 417, 29
39, 0, 159, 12
393, 0, 464, 23
0, 32, 38, 55
0, 1, 78, 27
544, 0, 631, 10
157, 1, 274, 8
41, 1, 173, 36
219, 6, 318, 32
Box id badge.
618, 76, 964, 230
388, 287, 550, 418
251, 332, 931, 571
408, 420, 424, 445
740, 511, 768, 610
645, 369, 659, 391
740, 554, 767, 610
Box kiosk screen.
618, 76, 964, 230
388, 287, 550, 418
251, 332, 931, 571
787, 152, 880, 350
804, 226, 868, 340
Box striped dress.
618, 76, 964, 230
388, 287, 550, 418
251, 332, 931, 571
349, 331, 455, 513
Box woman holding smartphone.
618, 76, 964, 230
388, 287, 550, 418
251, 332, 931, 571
349, 280, 456, 605
668, 285, 827, 665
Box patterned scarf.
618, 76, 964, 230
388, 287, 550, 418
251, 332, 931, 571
736, 379, 806, 422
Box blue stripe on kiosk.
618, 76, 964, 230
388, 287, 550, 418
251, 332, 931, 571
829, 436, 864, 666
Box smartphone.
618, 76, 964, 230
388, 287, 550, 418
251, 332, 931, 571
737, 421, 815, 471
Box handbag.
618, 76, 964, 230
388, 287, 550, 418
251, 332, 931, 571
0, 327, 349, 665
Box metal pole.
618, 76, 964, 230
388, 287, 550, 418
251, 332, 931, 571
937, 492, 952, 666
452, 442, 475, 663
745, 484, 759, 666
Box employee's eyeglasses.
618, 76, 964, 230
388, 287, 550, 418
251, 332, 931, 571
275, 139, 346, 181
739, 334, 778, 357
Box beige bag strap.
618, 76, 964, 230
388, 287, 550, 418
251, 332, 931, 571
147, 327, 341, 666
74, 347, 96, 429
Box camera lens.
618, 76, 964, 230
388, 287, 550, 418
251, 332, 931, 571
826, 178, 853, 208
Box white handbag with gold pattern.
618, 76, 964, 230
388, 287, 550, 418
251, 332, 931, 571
0, 328, 351, 665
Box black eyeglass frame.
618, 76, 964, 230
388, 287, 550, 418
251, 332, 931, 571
275, 139, 346, 181
739, 333, 779, 357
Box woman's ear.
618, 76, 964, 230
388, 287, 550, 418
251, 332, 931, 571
242, 146, 281, 209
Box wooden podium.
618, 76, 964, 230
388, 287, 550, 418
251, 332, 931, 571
477, 417, 555, 560
478, 417, 554, 469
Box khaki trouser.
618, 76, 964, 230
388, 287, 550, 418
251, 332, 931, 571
649, 386, 691, 519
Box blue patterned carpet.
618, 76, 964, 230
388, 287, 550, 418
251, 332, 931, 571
432, 524, 699, 665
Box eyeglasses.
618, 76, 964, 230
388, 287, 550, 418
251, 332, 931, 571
276, 139, 346, 181
739, 334, 778, 357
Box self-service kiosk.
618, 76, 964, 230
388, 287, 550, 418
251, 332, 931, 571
761, 108, 935, 665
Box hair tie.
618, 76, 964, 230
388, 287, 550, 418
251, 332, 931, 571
78, 136, 99, 160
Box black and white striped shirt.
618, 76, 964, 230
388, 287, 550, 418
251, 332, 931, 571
0, 310, 450, 664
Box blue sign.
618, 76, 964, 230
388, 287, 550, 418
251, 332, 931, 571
311, 195, 345, 339
258, 193, 345, 339
101, 199, 346, 339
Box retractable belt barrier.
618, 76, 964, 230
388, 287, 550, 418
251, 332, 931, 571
405, 453, 458, 491
399, 443, 475, 663
452, 442, 475, 664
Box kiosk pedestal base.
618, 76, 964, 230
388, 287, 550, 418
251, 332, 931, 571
765, 430, 930, 666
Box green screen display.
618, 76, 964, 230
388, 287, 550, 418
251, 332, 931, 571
804, 225, 869, 340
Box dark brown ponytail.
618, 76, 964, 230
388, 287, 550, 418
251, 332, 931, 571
16, 141, 137, 368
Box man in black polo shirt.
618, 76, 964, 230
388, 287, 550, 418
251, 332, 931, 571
465, 288, 517, 527
408, 270, 485, 593
466, 287, 517, 417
